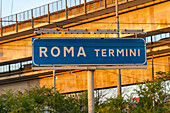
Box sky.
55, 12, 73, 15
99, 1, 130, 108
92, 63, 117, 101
2, 0, 58, 17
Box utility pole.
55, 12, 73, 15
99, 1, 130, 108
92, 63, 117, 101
115, 0, 121, 97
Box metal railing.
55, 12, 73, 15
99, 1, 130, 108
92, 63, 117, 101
0, 57, 32, 74
146, 32, 170, 43
0, 60, 32, 73
0, 0, 129, 36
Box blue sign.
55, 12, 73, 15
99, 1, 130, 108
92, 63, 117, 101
32, 38, 146, 66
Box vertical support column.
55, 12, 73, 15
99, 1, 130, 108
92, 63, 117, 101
152, 55, 154, 79
56, 1, 58, 11
20, 62, 22, 71
65, 0, 68, 19
115, 0, 121, 97
116, 0, 119, 38
53, 70, 56, 92
8, 64, 11, 72
84, 0, 87, 14
48, 4, 50, 24
8, 16, 9, 26
89, 1, 90, 10
117, 69, 121, 96
151, 36, 154, 80
0, 18, 2, 37
104, 0, 107, 8
150, 36, 155, 109
23, 12, 25, 21
15, 14, 18, 33
78, 0, 81, 12
31, 9, 34, 29
88, 70, 94, 113
39, 7, 41, 17
56, 1, 59, 18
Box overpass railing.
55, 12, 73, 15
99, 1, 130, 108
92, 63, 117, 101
0, 0, 128, 36
0, 57, 32, 74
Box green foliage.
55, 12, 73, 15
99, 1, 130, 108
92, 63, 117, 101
96, 96, 128, 113
0, 90, 17, 113
132, 71, 170, 113
0, 71, 169, 113
76, 91, 88, 112
0, 87, 88, 113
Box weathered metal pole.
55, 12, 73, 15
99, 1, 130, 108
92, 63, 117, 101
31, 9, 34, 29
84, 0, 87, 14
151, 36, 154, 80
116, 0, 121, 97
53, 70, 56, 92
65, 0, 68, 19
88, 70, 94, 113
48, 4, 50, 24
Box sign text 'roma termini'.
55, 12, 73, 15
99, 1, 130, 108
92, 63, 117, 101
32, 38, 146, 66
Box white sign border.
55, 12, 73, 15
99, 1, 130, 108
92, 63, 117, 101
32, 65, 147, 70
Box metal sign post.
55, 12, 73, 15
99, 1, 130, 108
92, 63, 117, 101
115, 0, 121, 97
88, 70, 95, 113
53, 70, 56, 92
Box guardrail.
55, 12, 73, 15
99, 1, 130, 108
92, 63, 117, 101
0, 0, 128, 36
